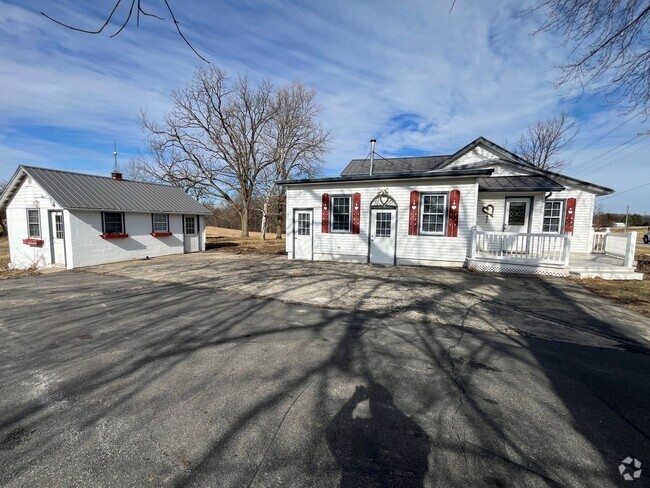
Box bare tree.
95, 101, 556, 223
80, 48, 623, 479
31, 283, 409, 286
42, 0, 208, 63
514, 112, 578, 171
528, 0, 650, 116
263, 83, 329, 240
140, 67, 329, 237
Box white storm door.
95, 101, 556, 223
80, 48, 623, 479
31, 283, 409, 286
504, 199, 530, 253
293, 210, 313, 260
184, 216, 199, 253
369, 209, 396, 265
51, 211, 65, 265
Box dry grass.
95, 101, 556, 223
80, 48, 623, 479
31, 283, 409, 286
205, 227, 286, 256
577, 278, 650, 316
0, 235, 40, 280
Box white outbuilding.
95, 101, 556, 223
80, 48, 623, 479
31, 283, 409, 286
0, 166, 212, 270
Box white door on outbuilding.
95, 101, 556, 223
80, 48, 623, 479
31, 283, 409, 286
184, 215, 199, 253
369, 209, 396, 265
293, 210, 313, 260
51, 211, 65, 266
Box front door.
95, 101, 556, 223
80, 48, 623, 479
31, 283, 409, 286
184, 216, 199, 253
504, 198, 530, 253
51, 211, 65, 265
369, 209, 396, 265
293, 210, 313, 260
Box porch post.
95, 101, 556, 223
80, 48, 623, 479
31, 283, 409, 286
624, 232, 636, 268
469, 226, 477, 259
562, 233, 571, 268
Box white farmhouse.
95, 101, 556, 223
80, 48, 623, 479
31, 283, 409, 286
280, 137, 641, 280
0, 166, 212, 270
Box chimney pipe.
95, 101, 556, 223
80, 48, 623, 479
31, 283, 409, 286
369, 139, 376, 176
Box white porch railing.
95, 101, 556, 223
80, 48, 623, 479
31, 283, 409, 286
604, 232, 637, 268
591, 230, 608, 253
470, 227, 571, 267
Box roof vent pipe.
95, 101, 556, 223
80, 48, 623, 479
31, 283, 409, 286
369, 139, 376, 176
112, 142, 123, 180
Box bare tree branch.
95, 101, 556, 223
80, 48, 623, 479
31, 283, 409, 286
42, 0, 208, 63
513, 112, 579, 171
526, 0, 650, 117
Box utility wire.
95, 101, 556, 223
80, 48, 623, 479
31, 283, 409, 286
579, 140, 650, 178
569, 134, 641, 174
600, 181, 650, 201
564, 113, 636, 162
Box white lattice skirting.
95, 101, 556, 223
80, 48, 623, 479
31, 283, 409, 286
467, 259, 569, 277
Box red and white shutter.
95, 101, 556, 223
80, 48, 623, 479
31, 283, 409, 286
564, 197, 576, 235
321, 193, 330, 233
408, 190, 420, 235
447, 190, 460, 237
351, 192, 361, 234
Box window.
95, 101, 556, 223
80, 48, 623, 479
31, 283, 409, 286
185, 216, 196, 235
297, 213, 311, 236
27, 209, 41, 238
152, 213, 169, 233
375, 212, 392, 237
543, 200, 563, 233
420, 194, 446, 235
103, 212, 124, 234
55, 214, 64, 239
331, 196, 351, 233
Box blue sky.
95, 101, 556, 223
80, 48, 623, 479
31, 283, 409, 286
0, 0, 648, 213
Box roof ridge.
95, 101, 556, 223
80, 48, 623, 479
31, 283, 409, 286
21, 165, 175, 189
349, 154, 450, 162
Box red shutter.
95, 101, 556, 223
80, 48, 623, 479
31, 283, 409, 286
351, 192, 361, 234
321, 193, 330, 233
447, 190, 461, 237
408, 191, 420, 235
564, 197, 576, 235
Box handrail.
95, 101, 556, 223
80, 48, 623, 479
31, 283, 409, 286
471, 228, 570, 266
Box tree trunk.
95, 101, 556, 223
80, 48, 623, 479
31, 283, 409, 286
260, 197, 269, 241
276, 194, 284, 239
240, 206, 249, 237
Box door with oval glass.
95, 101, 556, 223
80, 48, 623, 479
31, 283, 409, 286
369, 209, 396, 265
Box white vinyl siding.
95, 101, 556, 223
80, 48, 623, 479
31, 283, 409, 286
285, 179, 478, 266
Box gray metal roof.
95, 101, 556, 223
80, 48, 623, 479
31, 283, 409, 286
478, 175, 564, 192
340, 155, 449, 176
1, 166, 212, 214
278, 168, 494, 185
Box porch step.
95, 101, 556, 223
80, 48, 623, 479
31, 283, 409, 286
569, 269, 644, 280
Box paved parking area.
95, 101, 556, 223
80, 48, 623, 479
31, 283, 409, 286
0, 257, 649, 487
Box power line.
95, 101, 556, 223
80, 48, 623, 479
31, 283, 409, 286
579, 140, 650, 178
570, 134, 641, 174
565, 113, 637, 162
600, 181, 650, 201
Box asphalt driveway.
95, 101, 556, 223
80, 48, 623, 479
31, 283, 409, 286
0, 257, 649, 487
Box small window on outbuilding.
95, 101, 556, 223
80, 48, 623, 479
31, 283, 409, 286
152, 213, 169, 233
103, 212, 125, 234
27, 209, 41, 238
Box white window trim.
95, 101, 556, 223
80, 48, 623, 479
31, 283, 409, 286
102, 211, 125, 234
27, 209, 41, 238
152, 213, 169, 233
419, 193, 448, 236
542, 199, 564, 234
330, 195, 352, 234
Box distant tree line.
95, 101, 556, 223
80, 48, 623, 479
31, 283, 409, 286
594, 208, 649, 228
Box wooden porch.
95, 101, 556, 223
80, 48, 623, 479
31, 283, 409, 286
467, 228, 642, 280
